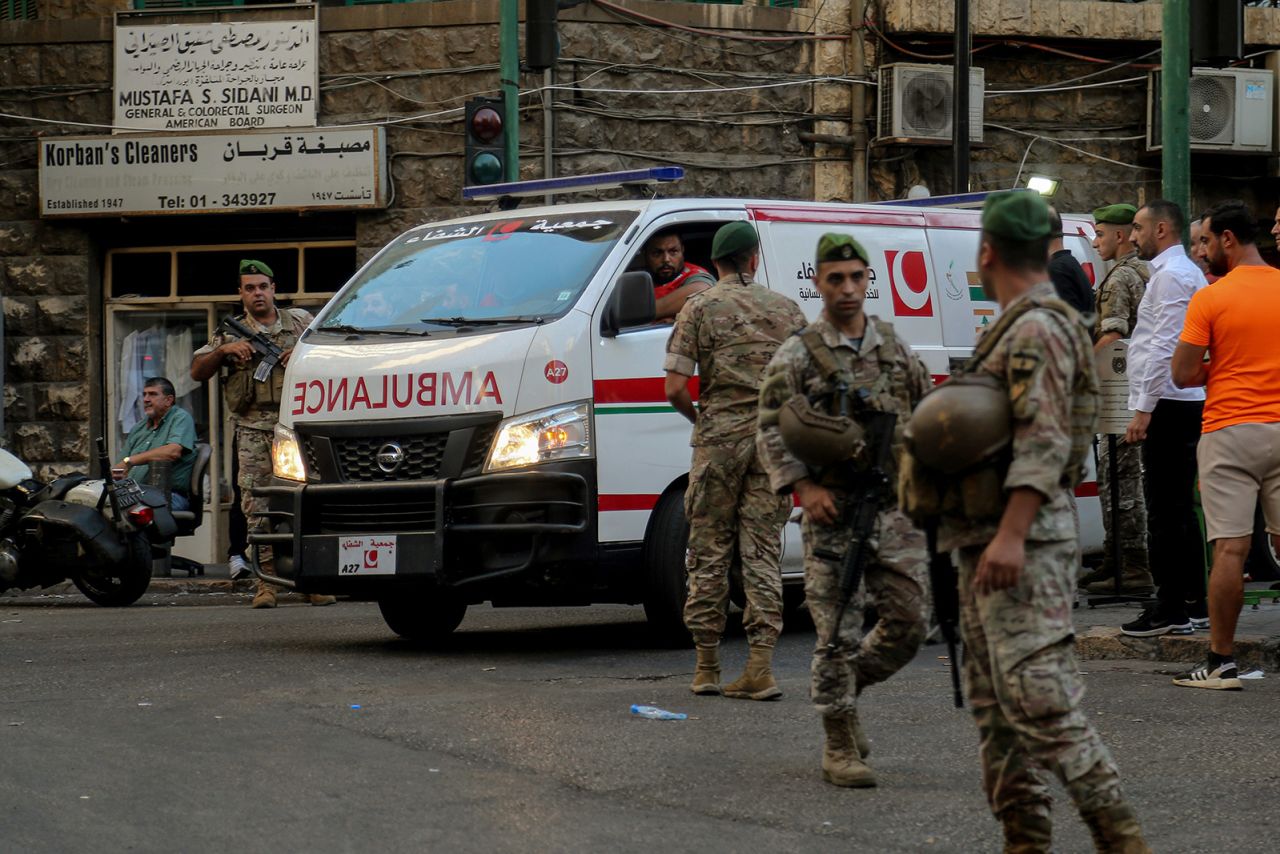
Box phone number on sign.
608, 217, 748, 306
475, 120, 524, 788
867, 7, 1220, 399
220, 192, 277, 207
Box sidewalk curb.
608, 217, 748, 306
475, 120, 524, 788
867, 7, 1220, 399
1076, 626, 1280, 671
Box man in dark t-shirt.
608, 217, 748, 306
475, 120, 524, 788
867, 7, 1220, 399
1046, 206, 1094, 315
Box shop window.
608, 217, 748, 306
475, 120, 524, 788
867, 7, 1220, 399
131, 0, 282, 9
2, 0, 36, 20
110, 309, 211, 455
177, 249, 300, 298
304, 246, 359, 295
111, 252, 172, 300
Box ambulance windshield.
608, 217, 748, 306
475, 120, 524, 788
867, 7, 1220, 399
318, 211, 638, 332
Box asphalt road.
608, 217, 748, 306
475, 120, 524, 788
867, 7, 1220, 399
2, 597, 1277, 853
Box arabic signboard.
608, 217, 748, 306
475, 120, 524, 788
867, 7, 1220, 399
39, 128, 387, 218
1095, 339, 1132, 435
114, 15, 318, 132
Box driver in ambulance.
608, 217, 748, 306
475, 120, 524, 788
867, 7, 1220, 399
644, 230, 716, 321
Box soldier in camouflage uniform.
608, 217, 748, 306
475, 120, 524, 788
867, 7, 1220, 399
910, 194, 1148, 852
664, 221, 807, 700
1081, 203, 1153, 595
191, 259, 335, 610
757, 233, 930, 788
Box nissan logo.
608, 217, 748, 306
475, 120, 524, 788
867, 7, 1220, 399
375, 442, 405, 474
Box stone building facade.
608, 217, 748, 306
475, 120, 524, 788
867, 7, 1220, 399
3, 0, 1280, 539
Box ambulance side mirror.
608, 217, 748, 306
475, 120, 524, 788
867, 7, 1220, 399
601, 271, 656, 337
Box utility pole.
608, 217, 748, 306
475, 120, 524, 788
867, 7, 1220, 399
500, 0, 520, 182
850, 0, 868, 201
1162, 0, 1191, 230
952, 0, 970, 194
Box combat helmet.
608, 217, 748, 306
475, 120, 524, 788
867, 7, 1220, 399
904, 374, 1011, 474
778, 394, 866, 467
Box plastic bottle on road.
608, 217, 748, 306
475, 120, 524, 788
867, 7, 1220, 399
630, 704, 687, 720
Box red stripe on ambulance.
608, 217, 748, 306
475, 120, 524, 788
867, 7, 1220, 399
593, 377, 699, 404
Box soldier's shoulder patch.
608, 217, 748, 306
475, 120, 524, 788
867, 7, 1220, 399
1006, 333, 1048, 407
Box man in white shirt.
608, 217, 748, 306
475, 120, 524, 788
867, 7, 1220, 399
1121, 200, 1209, 637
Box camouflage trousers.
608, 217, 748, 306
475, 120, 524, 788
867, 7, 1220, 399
958, 539, 1126, 818
1096, 436, 1148, 564
684, 439, 790, 647
804, 504, 927, 719
237, 425, 276, 575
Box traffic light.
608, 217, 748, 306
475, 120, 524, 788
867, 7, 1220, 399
464, 96, 506, 187
1191, 0, 1243, 64
526, 0, 559, 71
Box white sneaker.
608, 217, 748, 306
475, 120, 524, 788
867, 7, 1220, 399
228, 555, 252, 580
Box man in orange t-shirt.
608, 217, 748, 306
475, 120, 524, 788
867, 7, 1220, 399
1171, 199, 1280, 691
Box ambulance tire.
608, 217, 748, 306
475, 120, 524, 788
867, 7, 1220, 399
378, 591, 467, 643
642, 489, 694, 648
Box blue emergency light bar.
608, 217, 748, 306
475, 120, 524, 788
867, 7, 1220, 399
872, 189, 1034, 209
462, 166, 685, 202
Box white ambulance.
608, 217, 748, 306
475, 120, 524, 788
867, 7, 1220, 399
257, 172, 1104, 641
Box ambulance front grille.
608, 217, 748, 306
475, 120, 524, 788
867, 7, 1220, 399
462, 422, 499, 474
318, 497, 436, 534
331, 435, 449, 482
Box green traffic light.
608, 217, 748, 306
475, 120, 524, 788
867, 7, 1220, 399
471, 152, 503, 185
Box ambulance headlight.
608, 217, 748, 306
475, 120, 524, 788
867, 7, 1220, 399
485, 402, 593, 472
272, 424, 307, 482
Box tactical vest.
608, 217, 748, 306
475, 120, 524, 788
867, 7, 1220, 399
222, 309, 309, 416
900, 292, 1098, 525
797, 317, 911, 480
965, 292, 1098, 488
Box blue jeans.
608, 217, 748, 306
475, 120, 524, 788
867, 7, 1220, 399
170, 492, 190, 512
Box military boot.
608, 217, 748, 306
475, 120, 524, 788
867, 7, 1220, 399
847, 707, 870, 758
309, 594, 337, 606
251, 579, 277, 609
1086, 564, 1155, 596
999, 808, 1052, 854
1077, 561, 1113, 589
1082, 803, 1151, 854
690, 643, 722, 695
723, 644, 782, 700
820, 716, 876, 788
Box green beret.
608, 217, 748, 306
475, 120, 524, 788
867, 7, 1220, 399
815, 233, 871, 266
1092, 203, 1138, 225
710, 221, 759, 260
239, 259, 274, 278
981, 191, 1052, 241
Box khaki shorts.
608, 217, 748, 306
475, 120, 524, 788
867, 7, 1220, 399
1197, 422, 1280, 541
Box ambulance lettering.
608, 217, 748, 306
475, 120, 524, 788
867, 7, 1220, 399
885, 249, 933, 317
291, 371, 503, 415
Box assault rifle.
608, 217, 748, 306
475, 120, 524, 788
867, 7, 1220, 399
926, 523, 964, 709
814, 410, 897, 658
222, 315, 283, 383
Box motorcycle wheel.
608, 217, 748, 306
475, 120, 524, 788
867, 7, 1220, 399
73, 533, 153, 607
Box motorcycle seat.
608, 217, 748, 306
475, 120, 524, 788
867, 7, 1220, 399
41, 473, 89, 502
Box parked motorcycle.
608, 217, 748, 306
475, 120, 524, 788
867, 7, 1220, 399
0, 438, 178, 606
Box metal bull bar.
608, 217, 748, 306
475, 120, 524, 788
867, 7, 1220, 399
246, 484, 297, 589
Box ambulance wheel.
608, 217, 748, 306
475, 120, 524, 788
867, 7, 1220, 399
642, 489, 693, 648
378, 590, 466, 642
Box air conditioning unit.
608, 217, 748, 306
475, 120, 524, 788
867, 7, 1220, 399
1147, 67, 1273, 152
877, 63, 984, 144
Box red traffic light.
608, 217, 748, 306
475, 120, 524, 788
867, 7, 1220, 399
471, 107, 502, 144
